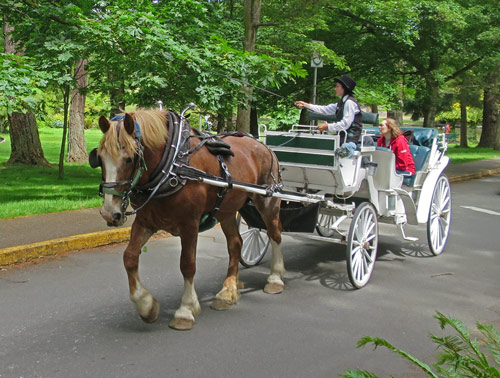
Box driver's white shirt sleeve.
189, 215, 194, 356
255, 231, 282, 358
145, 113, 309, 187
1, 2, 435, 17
326, 98, 358, 132
306, 103, 338, 115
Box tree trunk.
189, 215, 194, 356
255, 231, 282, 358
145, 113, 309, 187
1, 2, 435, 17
370, 104, 378, 113
459, 101, 468, 148
110, 82, 126, 118
3, 22, 50, 166
236, 0, 261, 133
250, 104, 258, 137
422, 77, 439, 128
387, 110, 404, 127
58, 84, 70, 179
494, 116, 500, 151
216, 112, 225, 133
67, 58, 88, 163
7, 112, 50, 166
478, 71, 498, 148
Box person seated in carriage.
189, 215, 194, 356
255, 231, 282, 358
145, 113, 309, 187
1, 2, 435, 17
294, 74, 362, 157
377, 118, 415, 179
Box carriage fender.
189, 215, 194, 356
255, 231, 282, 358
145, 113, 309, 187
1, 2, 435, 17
416, 156, 449, 224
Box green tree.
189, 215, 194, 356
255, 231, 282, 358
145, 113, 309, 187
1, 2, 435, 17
324, 0, 500, 127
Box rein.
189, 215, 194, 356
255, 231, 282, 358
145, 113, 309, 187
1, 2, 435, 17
99, 115, 147, 214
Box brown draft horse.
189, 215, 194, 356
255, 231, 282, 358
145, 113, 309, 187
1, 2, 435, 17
94, 109, 284, 330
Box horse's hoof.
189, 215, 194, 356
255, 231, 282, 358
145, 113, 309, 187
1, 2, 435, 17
210, 298, 233, 311
169, 317, 194, 331
264, 282, 284, 294
139, 299, 160, 324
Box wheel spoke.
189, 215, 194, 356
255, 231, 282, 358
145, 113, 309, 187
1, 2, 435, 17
364, 233, 376, 243
362, 248, 374, 264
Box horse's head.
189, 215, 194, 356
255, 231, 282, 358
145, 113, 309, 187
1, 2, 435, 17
90, 113, 145, 227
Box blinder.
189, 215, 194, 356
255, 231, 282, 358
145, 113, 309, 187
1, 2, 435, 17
89, 148, 102, 168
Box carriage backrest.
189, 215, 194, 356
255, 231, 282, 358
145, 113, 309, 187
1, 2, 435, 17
265, 132, 337, 167
402, 127, 437, 147
370, 148, 403, 190
410, 144, 431, 172
306, 110, 379, 125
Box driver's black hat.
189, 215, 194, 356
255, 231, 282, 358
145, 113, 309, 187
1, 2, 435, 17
335, 74, 356, 94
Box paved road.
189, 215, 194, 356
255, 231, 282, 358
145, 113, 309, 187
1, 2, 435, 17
1, 174, 499, 378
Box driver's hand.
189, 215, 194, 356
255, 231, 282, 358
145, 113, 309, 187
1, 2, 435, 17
294, 101, 308, 109
317, 123, 328, 132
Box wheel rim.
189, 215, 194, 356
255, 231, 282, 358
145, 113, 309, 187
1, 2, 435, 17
428, 176, 451, 255
316, 213, 336, 237
238, 215, 270, 267
347, 203, 378, 288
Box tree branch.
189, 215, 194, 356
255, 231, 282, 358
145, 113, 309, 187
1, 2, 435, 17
445, 56, 483, 82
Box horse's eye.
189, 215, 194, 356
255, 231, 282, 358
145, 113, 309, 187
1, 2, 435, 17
125, 157, 133, 164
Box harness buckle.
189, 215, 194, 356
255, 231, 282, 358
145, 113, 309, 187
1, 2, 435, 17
169, 176, 179, 187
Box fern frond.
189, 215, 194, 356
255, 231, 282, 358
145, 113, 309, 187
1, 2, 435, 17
356, 336, 438, 378
434, 312, 488, 366
341, 369, 380, 378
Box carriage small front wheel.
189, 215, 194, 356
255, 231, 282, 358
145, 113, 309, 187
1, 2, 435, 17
346, 202, 378, 289
237, 214, 270, 268
427, 174, 452, 256
316, 213, 338, 237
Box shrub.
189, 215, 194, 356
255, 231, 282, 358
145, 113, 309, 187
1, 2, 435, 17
342, 311, 500, 378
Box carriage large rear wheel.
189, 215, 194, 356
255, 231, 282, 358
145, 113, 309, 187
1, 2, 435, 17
237, 214, 270, 268
346, 202, 378, 289
427, 174, 452, 256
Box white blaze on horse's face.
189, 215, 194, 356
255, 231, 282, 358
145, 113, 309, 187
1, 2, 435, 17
99, 147, 134, 227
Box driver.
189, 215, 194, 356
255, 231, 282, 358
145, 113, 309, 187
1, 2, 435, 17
295, 74, 362, 157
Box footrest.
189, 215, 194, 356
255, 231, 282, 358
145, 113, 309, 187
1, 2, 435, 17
398, 224, 418, 242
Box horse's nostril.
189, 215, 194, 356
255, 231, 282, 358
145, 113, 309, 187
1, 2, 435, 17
112, 212, 122, 222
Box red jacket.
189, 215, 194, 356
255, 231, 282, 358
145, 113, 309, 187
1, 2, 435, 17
377, 134, 416, 174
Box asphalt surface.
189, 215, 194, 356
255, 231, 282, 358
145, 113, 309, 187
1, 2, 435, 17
0, 174, 499, 378
0, 157, 499, 266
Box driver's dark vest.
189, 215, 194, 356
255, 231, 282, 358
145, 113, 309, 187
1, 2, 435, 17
336, 96, 362, 144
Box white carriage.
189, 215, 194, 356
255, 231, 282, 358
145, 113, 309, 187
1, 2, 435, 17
237, 119, 452, 288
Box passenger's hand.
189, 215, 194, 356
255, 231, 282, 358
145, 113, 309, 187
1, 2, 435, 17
317, 123, 328, 132
294, 101, 308, 109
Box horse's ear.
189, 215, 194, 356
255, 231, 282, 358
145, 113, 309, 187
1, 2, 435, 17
124, 113, 135, 135
99, 115, 110, 133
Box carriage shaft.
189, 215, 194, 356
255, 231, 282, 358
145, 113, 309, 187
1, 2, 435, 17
197, 177, 324, 204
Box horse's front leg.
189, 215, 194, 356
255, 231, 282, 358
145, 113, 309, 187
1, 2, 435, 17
211, 214, 241, 310
124, 222, 159, 323
168, 226, 201, 331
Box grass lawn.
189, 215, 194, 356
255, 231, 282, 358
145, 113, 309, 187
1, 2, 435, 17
0, 127, 499, 219
447, 144, 500, 164
0, 128, 104, 219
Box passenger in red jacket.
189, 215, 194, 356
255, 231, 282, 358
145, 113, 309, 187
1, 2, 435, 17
377, 118, 415, 175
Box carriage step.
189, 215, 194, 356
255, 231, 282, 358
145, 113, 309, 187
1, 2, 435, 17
398, 224, 419, 242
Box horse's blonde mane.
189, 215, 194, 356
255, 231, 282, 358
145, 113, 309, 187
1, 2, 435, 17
99, 109, 168, 159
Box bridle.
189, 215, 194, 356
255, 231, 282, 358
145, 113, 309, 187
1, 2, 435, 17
97, 115, 147, 215
89, 104, 194, 219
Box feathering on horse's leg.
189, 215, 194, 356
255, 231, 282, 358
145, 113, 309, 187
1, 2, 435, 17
211, 213, 242, 311
254, 196, 285, 294
124, 223, 159, 323
169, 226, 201, 331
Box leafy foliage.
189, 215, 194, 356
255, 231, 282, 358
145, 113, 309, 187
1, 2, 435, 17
342, 312, 500, 378
0, 54, 49, 114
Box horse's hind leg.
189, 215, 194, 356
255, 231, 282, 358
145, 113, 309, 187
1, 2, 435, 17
253, 196, 285, 294
248, 196, 285, 294
211, 213, 242, 311
169, 226, 201, 331
124, 222, 159, 323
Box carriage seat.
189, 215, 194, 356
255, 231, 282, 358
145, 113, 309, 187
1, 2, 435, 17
403, 128, 437, 147
410, 144, 430, 172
